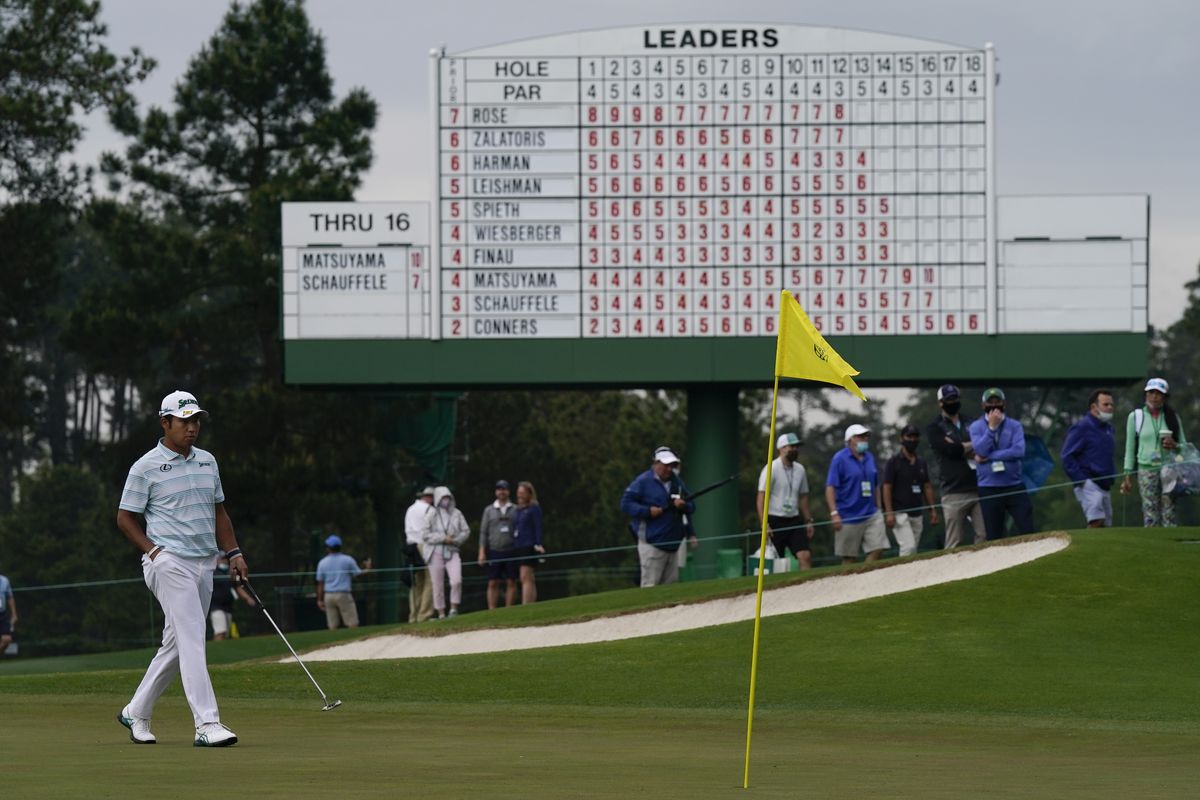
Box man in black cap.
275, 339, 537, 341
478, 480, 518, 609
882, 424, 939, 557
925, 384, 984, 548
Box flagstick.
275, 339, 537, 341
743, 371, 782, 789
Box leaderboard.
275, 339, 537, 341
437, 25, 994, 339
281, 202, 431, 339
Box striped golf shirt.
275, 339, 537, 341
119, 440, 225, 557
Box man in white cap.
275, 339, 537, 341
1120, 377, 1187, 527
620, 447, 697, 587
116, 390, 246, 747
403, 486, 436, 622
757, 433, 815, 569
825, 424, 887, 564
315, 534, 372, 629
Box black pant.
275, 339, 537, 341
977, 485, 1035, 540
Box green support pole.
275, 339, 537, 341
686, 385, 740, 580
375, 496, 401, 625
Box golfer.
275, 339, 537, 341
115, 390, 246, 747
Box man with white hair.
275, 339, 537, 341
116, 390, 246, 747
825, 424, 887, 564
621, 447, 697, 587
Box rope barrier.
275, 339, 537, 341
5, 466, 1163, 595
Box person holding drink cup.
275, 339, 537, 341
1120, 378, 1187, 527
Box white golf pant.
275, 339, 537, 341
129, 551, 220, 727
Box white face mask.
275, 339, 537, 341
439, 497, 451, 509
1097, 410, 1114, 423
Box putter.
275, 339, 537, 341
239, 579, 343, 711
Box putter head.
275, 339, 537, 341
322, 699, 343, 711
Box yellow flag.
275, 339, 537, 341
775, 290, 867, 401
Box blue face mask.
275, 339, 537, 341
855, 441, 870, 454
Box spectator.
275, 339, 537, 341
882, 424, 940, 557
208, 555, 257, 640
621, 447, 697, 587
926, 384, 985, 549
0, 570, 15, 657
825, 424, 888, 564
403, 486, 436, 623
1120, 378, 1188, 527
478, 480, 519, 609
969, 388, 1034, 539
315, 535, 372, 630
756, 432, 816, 569
422, 486, 470, 618
1062, 390, 1118, 528
513, 481, 546, 604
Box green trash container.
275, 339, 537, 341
717, 548, 743, 579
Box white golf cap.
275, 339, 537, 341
1145, 377, 1169, 394
777, 432, 802, 449
159, 390, 208, 419
844, 423, 871, 441
653, 447, 680, 465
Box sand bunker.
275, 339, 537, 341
302, 535, 1068, 662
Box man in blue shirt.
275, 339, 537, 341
1061, 389, 1117, 528
621, 447, 697, 587
968, 388, 1035, 539
825, 424, 887, 564
315, 535, 373, 629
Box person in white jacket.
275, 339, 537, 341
422, 486, 471, 618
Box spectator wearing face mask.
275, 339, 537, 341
968, 388, 1035, 539
926, 384, 985, 549
882, 424, 940, 557
756, 432, 815, 569
825, 424, 887, 564
421, 486, 471, 618
1061, 390, 1118, 528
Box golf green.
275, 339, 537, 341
3, 528, 1198, 798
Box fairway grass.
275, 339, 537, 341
3, 528, 1199, 797
5, 697, 1197, 799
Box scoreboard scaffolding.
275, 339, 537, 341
281, 23, 1148, 386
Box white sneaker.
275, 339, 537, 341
117, 706, 156, 744
194, 722, 238, 747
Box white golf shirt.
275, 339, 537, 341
119, 440, 224, 557
757, 457, 810, 518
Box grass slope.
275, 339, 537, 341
2, 528, 1198, 798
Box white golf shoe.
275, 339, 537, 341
117, 706, 156, 744
194, 722, 238, 747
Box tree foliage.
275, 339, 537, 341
0, 0, 152, 201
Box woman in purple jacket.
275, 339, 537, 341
513, 481, 545, 604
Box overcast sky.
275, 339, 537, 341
86, 0, 1199, 326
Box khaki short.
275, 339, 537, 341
323, 591, 359, 629
835, 511, 888, 557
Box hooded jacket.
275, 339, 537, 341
421, 486, 471, 561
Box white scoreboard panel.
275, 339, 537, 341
435, 25, 995, 340
282, 202, 431, 339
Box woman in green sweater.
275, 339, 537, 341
1119, 378, 1186, 526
